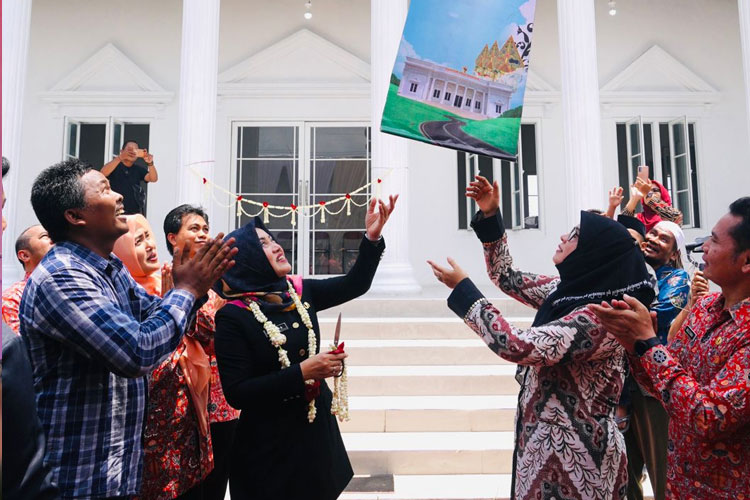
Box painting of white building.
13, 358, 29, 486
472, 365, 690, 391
397, 57, 513, 119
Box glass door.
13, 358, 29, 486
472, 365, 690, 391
231, 122, 370, 277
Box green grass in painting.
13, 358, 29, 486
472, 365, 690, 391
380, 83, 521, 155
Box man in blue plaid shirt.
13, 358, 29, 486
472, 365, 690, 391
19, 160, 236, 499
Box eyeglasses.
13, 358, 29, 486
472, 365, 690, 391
567, 226, 580, 241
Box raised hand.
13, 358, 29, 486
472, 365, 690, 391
466, 175, 499, 217
365, 194, 398, 240
608, 187, 624, 209
160, 262, 174, 297
172, 234, 237, 298
587, 294, 657, 351
143, 150, 154, 165
427, 257, 468, 289
634, 177, 652, 198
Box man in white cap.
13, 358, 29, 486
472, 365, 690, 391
621, 219, 691, 500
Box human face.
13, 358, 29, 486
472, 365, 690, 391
553, 225, 580, 265
132, 223, 159, 274
649, 185, 661, 202
72, 170, 127, 246
702, 213, 749, 287
643, 226, 677, 268
121, 141, 139, 165
18, 225, 53, 272
256, 227, 291, 277
168, 214, 209, 258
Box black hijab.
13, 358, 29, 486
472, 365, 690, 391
213, 217, 290, 304
532, 211, 655, 327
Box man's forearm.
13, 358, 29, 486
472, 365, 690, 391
145, 163, 158, 182
101, 157, 120, 177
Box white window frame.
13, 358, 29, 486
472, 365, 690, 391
667, 116, 696, 228
62, 116, 151, 164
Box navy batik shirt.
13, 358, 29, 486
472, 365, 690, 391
19, 241, 198, 498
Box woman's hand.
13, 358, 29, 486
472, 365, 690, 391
300, 351, 348, 380
608, 187, 624, 210
161, 262, 174, 296
688, 270, 709, 309
466, 175, 500, 217
365, 194, 398, 241
427, 257, 468, 289
634, 177, 652, 198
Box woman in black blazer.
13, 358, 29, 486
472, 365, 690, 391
214, 196, 397, 500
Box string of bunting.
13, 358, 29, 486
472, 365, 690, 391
189, 163, 392, 227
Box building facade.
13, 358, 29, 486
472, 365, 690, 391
3, 0, 750, 294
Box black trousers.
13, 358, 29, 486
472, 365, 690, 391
202, 419, 239, 500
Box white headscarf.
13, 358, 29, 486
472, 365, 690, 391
653, 220, 695, 276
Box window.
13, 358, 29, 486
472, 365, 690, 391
453, 95, 463, 108
475, 101, 481, 111
615, 117, 700, 227
457, 123, 539, 230
433, 89, 441, 99
444, 92, 452, 101
64, 118, 150, 167
233, 123, 371, 276
495, 104, 502, 114
409, 82, 418, 93
465, 98, 472, 107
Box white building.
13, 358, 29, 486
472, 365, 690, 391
3, 0, 750, 296
397, 57, 514, 119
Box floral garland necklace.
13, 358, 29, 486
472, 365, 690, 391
245, 282, 348, 423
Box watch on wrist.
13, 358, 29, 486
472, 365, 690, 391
634, 336, 662, 356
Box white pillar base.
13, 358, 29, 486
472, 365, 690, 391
369, 262, 423, 295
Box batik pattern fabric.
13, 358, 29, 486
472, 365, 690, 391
448, 233, 628, 500
141, 341, 214, 500
195, 290, 241, 423
651, 265, 690, 343
2, 272, 30, 335
628, 293, 750, 498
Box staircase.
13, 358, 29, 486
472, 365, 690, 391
317, 295, 533, 500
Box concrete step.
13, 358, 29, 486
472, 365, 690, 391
340, 395, 518, 432
319, 317, 533, 340
337, 474, 655, 500
344, 365, 521, 396
318, 297, 536, 319
331, 340, 513, 366
344, 432, 515, 475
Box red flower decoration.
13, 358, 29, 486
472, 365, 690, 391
345, 193, 351, 199
236, 195, 243, 201
263, 201, 269, 208
291, 204, 297, 210
304, 380, 321, 402
319, 201, 326, 206
377, 178, 382, 184
202, 178, 207, 184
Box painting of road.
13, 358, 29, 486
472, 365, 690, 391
380, 0, 536, 161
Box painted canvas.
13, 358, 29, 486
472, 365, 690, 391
381, 0, 536, 160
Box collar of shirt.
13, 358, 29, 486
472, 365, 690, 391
703, 293, 750, 327
56, 241, 125, 276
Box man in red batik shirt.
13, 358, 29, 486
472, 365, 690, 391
590, 197, 750, 499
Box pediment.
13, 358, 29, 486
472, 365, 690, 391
41, 43, 172, 105
218, 29, 370, 97
601, 45, 718, 104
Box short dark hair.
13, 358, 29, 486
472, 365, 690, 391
30, 159, 92, 243
121, 139, 139, 150
728, 197, 750, 256
163, 204, 209, 255
15, 226, 37, 266
2, 156, 9, 177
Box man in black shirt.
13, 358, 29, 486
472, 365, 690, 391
101, 139, 159, 214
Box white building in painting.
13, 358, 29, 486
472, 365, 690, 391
398, 56, 514, 119
3, 1, 750, 497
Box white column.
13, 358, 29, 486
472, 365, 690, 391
370, 0, 421, 294
557, 0, 604, 225
2, 0, 33, 288
739, 0, 750, 145
177, 0, 221, 209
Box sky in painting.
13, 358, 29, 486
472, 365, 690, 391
394, 0, 535, 79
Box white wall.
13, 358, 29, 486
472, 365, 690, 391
6, 0, 749, 292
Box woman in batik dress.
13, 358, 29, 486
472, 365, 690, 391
429, 176, 655, 500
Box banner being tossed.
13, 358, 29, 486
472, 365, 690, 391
381, 0, 536, 160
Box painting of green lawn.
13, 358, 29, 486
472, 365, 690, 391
381, 84, 520, 155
